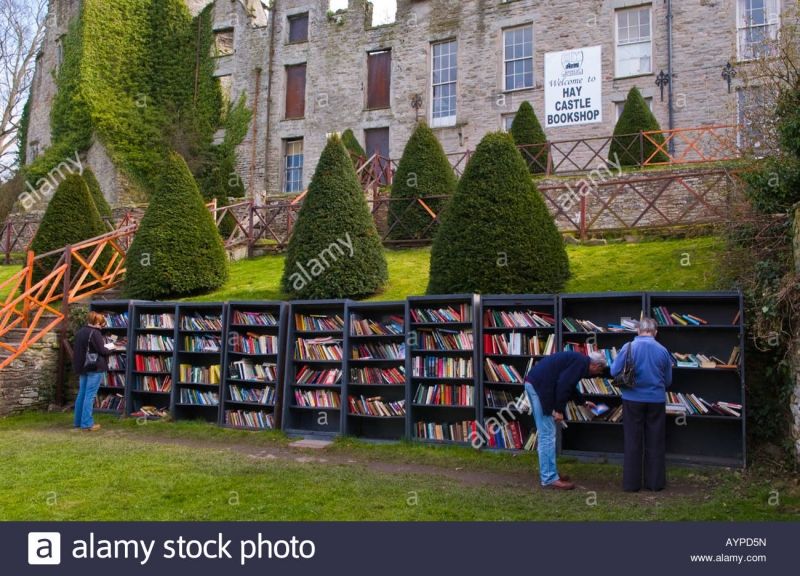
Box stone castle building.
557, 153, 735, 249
23, 0, 786, 204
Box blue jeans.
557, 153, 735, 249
74, 372, 103, 429
525, 382, 560, 486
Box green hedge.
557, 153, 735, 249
510, 101, 548, 174
609, 87, 668, 166
281, 135, 387, 299
341, 129, 366, 166
82, 168, 113, 222
427, 132, 569, 294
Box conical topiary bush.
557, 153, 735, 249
609, 86, 669, 166
427, 132, 569, 294
510, 101, 549, 174
125, 152, 228, 299
341, 128, 366, 167
281, 134, 388, 299
82, 168, 114, 225
388, 122, 456, 241
29, 173, 109, 284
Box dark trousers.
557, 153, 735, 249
622, 400, 666, 491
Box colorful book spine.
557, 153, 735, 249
134, 354, 172, 372
230, 332, 279, 355
295, 338, 343, 360
136, 334, 174, 351
181, 314, 223, 331
484, 309, 555, 328
294, 389, 341, 408
138, 375, 172, 392
410, 304, 471, 323
412, 356, 473, 378
102, 373, 126, 388
228, 385, 276, 405
350, 342, 405, 359
229, 360, 277, 382
183, 335, 222, 352
417, 329, 473, 351
139, 313, 174, 329
295, 366, 341, 385
348, 396, 406, 417
413, 384, 474, 406
179, 364, 221, 384
414, 420, 477, 442
349, 366, 406, 385
179, 389, 219, 405
232, 310, 278, 326
294, 314, 344, 331
225, 410, 275, 429
100, 312, 129, 328
349, 314, 404, 336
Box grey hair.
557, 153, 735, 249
639, 317, 658, 334
588, 351, 607, 367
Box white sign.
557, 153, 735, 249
544, 45, 603, 128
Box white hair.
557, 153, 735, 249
639, 317, 658, 335
588, 351, 607, 367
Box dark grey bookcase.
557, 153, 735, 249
127, 302, 177, 418
221, 301, 287, 431
174, 303, 225, 423
89, 300, 132, 415
343, 300, 407, 441
407, 294, 480, 445
281, 300, 346, 437
479, 294, 558, 452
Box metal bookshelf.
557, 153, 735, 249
89, 300, 132, 415
127, 302, 177, 418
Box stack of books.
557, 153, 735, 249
671, 347, 740, 368
411, 305, 471, 323
484, 309, 555, 328
350, 314, 404, 335
348, 396, 406, 417
562, 317, 606, 333
414, 383, 474, 406
295, 337, 343, 360
666, 392, 742, 417
295, 366, 341, 385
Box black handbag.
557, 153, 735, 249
83, 329, 100, 371
614, 342, 636, 390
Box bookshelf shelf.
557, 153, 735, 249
174, 303, 225, 424
221, 301, 286, 432
128, 302, 177, 420
408, 295, 479, 446
90, 301, 132, 415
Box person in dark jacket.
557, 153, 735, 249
72, 311, 111, 431
524, 351, 607, 490
611, 317, 672, 492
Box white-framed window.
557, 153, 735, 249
615, 5, 652, 77
284, 138, 304, 193
502, 113, 516, 132
615, 97, 654, 121
503, 25, 533, 91
737, 0, 780, 60
431, 39, 458, 127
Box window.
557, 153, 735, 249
503, 25, 533, 91
502, 114, 516, 132
615, 6, 652, 77
285, 63, 307, 119
219, 75, 233, 106
56, 36, 65, 70
29, 141, 40, 161
284, 139, 304, 193
431, 39, 458, 127
615, 97, 653, 121
213, 29, 234, 57
737, 0, 780, 60
367, 50, 392, 109
288, 13, 309, 43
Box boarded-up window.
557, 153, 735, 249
367, 50, 391, 109
214, 29, 235, 57
285, 63, 307, 119
288, 13, 309, 43
218, 75, 233, 106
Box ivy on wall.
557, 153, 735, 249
23, 0, 250, 204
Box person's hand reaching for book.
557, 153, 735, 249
552, 410, 564, 422
584, 401, 597, 410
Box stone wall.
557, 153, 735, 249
0, 331, 60, 416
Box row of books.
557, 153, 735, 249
295, 366, 341, 386
229, 360, 277, 382
414, 329, 472, 352
672, 347, 740, 368
183, 335, 222, 353
563, 342, 618, 364
578, 378, 621, 396
107, 355, 127, 371
179, 389, 219, 405
412, 357, 473, 379
179, 364, 221, 385
95, 393, 125, 412
410, 305, 471, 324
350, 366, 405, 385
483, 358, 533, 384
232, 310, 278, 326
138, 375, 172, 392
225, 410, 275, 429
140, 313, 174, 329
136, 334, 174, 352
230, 332, 278, 355
482, 421, 527, 450
101, 373, 126, 388
652, 307, 709, 327
413, 384, 474, 406
484, 309, 554, 329
294, 389, 340, 408
350, 315, 404, 336
348, 396, 406, 417
351, 342, 405, 360
566, 401, 623, 422
483, 333, 555, 356
414, 420, 477, 442
485, 389, 525, 409
666, 392, 742, 417
228, 385, 276, 405
181, 314, 223, 332
103, 335, 127, 352
562, 317, 638, 333
101, 312, 129, 329
294, 337, 343, 361
134, 355, 172, 372
295, 314, 344, 332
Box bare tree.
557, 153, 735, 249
0, 0, 48, 181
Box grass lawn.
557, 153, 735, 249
0, 413, 797, 521
187, 236, 724, 302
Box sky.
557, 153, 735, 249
329, 1, 397, 26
